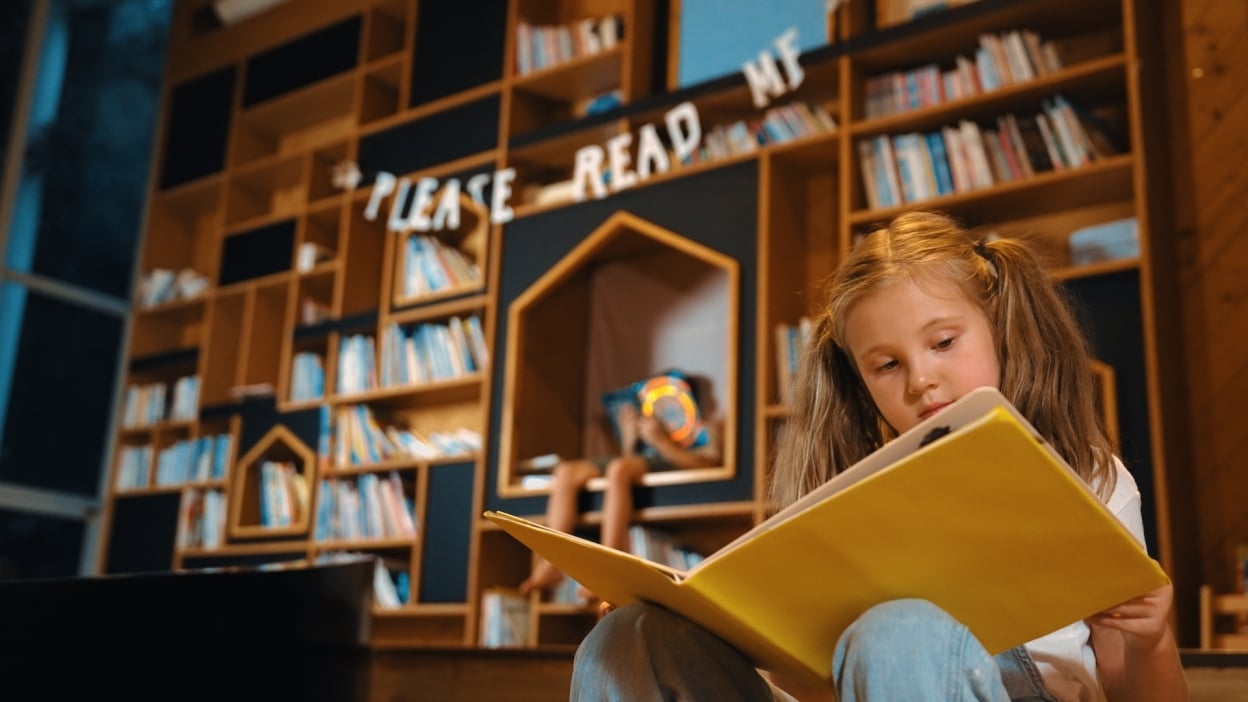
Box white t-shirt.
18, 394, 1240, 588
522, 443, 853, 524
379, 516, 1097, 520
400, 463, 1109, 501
1023, 456, 1146, 702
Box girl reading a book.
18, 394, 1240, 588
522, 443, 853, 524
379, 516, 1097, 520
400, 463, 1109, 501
570, 211, 1186, 702
519, 372, 722, 597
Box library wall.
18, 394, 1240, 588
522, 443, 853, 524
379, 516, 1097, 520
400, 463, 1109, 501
101, 0, 1225, 649
1165, 0, 1248, 597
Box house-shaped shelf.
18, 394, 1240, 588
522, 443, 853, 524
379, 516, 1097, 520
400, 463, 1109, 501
228, 424, 316, 539
498, 211, 739, 496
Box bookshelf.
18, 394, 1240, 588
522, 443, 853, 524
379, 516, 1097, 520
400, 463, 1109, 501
99, 0, 1190, 650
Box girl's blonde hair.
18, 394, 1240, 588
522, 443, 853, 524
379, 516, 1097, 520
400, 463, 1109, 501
768, 211, 1116, 509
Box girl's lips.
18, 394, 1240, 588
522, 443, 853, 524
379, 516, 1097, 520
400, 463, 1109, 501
919, 402, 951, 420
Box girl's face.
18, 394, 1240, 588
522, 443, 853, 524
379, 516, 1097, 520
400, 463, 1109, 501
843, 276, 1000, 434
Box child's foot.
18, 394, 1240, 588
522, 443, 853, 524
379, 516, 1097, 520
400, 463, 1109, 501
518, 561, 563, 595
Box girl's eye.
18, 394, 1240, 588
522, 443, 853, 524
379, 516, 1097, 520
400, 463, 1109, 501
876, 359, 898, 372
934, 336, 956, 350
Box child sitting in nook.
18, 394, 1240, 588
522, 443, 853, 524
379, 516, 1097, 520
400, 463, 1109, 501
519, 370, 722, 597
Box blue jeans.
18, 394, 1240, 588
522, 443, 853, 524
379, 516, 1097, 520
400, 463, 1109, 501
571, 600, 1056, 701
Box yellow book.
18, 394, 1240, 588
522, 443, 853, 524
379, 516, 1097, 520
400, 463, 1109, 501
484, 387, 1170, 688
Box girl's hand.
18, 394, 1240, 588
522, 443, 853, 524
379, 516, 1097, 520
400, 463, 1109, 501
1088, 583, 1173, 652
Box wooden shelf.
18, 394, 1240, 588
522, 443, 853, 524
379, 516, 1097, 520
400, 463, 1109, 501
106, 0, 1186, 654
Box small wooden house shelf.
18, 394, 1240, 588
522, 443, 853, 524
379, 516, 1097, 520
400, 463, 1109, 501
228, 425, 316, 539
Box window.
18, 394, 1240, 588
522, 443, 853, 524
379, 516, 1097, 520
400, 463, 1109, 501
0, 0, 171, 580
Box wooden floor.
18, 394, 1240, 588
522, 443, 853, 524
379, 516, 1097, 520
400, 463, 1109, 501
364, 648, 1248, 702
367, 647, 575, 702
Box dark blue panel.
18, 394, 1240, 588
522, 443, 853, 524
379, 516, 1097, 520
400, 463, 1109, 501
104, 493, 179, 574
218, 219, 295, 286
161, 65, 235, 189
410, 0, 506, 107
358, 94, 500, 179
242, 15, 361, 107
420, 462, 474, 602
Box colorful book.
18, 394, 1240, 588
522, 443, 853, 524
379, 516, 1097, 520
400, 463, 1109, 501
485, 387, 1169, 689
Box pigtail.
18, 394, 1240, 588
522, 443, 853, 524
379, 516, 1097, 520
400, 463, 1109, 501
982, 237, 1117, 498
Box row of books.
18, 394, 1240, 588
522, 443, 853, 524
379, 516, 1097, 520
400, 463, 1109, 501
332, 403, 481, 467
774, 316, 814, 406
514, 13, 622, 76
154, 432, 234, 486
295, 241, 334, 272
122, 375, 200, 428
857, 94, 1119, 209
337, 333, 378, 395
135, 267, 209, 309
291, 351, 325, 402
862, 28, 1066, 119
628, 524, 705, 572
399, 234, 482, 300
257, 460, 309, 528
379, 315, 489, 388
314, 472, 417, 542
115, 445, 153, 490
177, 488, 225, 549
479, 588, 530, 647
683, 100, 837, 167
373, 558, 411, 608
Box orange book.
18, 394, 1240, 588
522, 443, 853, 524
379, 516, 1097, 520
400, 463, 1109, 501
486, 387, 1168, 689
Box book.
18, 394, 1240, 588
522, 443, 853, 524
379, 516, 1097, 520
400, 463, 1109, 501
484, 387, 1169, 688
600, 369, 710, 453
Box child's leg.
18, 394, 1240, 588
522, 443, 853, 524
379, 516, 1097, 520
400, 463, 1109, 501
833, 599, 1014, 702
519, 459, 600, 594
600, 454, 650, 553
571, 603, 775, 702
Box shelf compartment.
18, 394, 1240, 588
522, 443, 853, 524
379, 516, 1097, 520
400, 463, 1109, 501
308, 141, 353, 204
361, 59, 406, 126
224, 155, 306, 227
228, 424, 316, 539
498, 211, 739, 495
143, 177, 222, 281
511, 46, 623, 103
231, 73, 358, 167
392, 192, 488, 308
201, 290, 247, 407
848, 153, 1135, 226
130, 297, 207, 358
853, 0, 1123, 71
364, 0, 409, 63
850, 54, 1128, 138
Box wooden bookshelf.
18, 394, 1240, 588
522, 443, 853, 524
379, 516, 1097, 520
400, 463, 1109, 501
100, 0, 1190, 652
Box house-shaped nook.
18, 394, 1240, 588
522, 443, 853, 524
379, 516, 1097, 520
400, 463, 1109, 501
228, 424, 316, 539
498, 211, 739, 497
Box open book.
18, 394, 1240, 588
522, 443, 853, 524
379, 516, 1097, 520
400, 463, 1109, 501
484, 387, 1169, 686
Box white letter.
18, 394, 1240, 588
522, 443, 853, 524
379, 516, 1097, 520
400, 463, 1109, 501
606, 132, 637, 192
572, 145, 607, 201
365, 171, 395, 221
775, 28, 804, 91
491, 167, 515, 224
636, 123, 670, 179
406, 177, 438, 231
431, 179, 462, 231
742, 50, 787, 109
466, 173, 491, 206
665, 102, 702, 163
386, 177, 411, 232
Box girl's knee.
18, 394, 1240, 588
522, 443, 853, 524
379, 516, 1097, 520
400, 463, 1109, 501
841, 599, 958, 653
